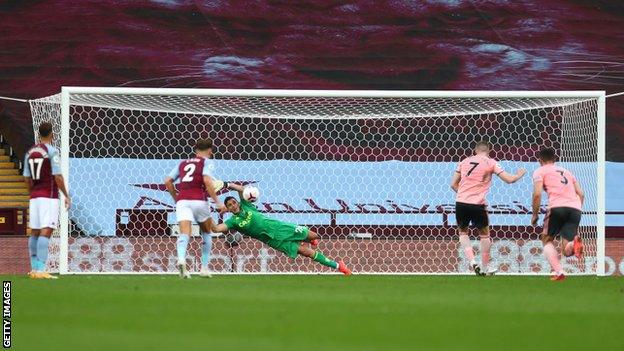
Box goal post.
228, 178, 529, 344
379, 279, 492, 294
30, 88, 606, 275
596, 93, 606, 276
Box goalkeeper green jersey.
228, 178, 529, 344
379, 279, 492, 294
224, 199, 306, 245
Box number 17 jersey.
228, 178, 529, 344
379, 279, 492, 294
23, 143, 61, 199
168, 157, 215, 202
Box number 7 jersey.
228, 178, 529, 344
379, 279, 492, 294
532, 164, 581, 210
455, 155, 504, 205
23, 143, 61, 199
168, 157, 215, 201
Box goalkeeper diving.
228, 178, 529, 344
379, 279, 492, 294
210, 183, 352, 275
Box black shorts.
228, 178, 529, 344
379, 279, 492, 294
543, 207, 582, 241
455, 202, 489, 229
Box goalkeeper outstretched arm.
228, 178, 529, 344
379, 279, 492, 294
225, 182, 245, 199
208, 218, 228, 233
207, 182, 245, 233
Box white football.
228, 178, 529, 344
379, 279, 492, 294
242, 186, 260, 202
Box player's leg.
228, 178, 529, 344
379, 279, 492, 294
556, 209, 574, 257
560, 228, 581, 258
459, 227, 481, 275
177, 220, 192, 259
475, 206, 495, 275
274, 225, 351, 275
456, 203, 480, 275
175, 201, 193, 278
306, 229, 320, 248
541, 233, 565, 281
34, 198, 59, 279
36, 228, 56, 279
28, 199, 40, 277
541, 209, 565, 280
28, 231, 39, 276
562, 208, 583, 259
477, 226, 496, 276
176, 220, 192, 278
296, 244, 351, 275
573, 235, 584, 259
561, 238, 573, 257
198, 219, 213, 278
195, 202, 214, 277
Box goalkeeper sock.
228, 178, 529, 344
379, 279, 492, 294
28, 235, 39, 271
176, 234, 190, 263
36, 236, 50, 271
201, 232, 213, 268
313, 251, 338, 269
459, 234, 476, 265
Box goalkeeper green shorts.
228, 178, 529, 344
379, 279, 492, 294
266, 225, 309, 258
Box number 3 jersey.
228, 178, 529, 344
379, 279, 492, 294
532, 164, 581, 210
455, 154, 504, 205
168, 157, 215, 202
23, 143, 61, 199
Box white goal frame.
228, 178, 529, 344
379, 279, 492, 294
57, 87, 606, 275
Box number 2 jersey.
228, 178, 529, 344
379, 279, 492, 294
168, 157, 215, 202
532, 164, 581, 210
455, 154, 504, 205
23, 143, 61, 199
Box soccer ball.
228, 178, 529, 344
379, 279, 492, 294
242, 186, 260, 202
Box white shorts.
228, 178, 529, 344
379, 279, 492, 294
175, 200, 212, 223
29, 197, 60, 230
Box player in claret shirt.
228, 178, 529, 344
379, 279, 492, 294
451, 141, 526, 276
165, 138, 225, 278
23, 122, 71, 279
531, 148, 584, 281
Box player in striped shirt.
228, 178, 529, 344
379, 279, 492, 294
450, 141, 526, 275
531, 148, 584, 281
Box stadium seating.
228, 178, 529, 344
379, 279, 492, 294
0, 134, 28, 233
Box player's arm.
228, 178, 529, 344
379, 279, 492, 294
207, 218, 229, 233
203, 175, 225, 212
164, 176, 177, 202
226, 182, 246, 199
164, 165, 180, 202
23, 154, 32, 192
24, 176, 32, 192
54, 175, 71, 209
574, 181, 585, 206
531, 180, 542, 226
450, 171, 461, 193
200, 162, 225, 212
50, 149, 71, 209
496, 168, 526, 184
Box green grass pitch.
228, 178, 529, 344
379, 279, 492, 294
5, 275, 624, 351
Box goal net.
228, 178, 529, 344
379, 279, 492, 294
29, 88, 605, 275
